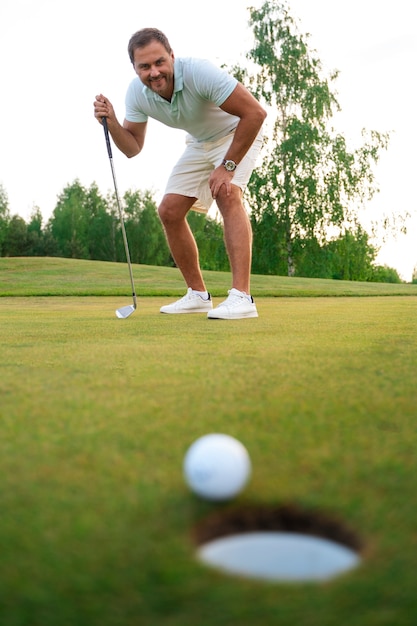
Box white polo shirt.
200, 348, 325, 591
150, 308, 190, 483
124, 57, 239, 143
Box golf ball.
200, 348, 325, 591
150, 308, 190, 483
183, 433, 251, 501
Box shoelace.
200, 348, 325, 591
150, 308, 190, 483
182, 289, 197, 301
218, 292, 247, 308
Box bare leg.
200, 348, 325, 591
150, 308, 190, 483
158, 193, 207, 292
216, 185, 253, 294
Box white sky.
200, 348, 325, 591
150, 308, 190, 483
1, 0, 416, 280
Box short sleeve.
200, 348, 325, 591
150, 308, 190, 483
125, 79, 148, 123
192, 59, 238, 107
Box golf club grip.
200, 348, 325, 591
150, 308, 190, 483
102, 117, 113, 159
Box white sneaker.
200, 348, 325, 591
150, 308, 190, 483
207, 288, 258, 320
160, 288, 213, 314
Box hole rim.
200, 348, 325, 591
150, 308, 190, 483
192, 502, 364, 554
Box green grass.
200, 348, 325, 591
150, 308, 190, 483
0, 258, 417, 625
1, 256, 417, 297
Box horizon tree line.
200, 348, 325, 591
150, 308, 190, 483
0, 179, 407, 283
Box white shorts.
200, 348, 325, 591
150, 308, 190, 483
164, 129, 263, 213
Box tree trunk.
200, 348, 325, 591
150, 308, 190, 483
285, 224, 295, 276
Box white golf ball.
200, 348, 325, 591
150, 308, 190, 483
183, 433, 251, 501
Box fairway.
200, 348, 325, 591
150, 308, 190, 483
1, 263, 417, 624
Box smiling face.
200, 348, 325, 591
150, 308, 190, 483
132, 40, 175, 101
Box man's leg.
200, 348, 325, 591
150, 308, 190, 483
216, 185, 253, 294
206, 184, 258, 319
158, 193, 207, 292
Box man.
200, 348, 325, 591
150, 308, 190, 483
94, 28, 266, 319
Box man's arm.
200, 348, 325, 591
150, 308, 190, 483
209, 83, 266, 199
219, 83, 267, 165
94, 94, 147, 158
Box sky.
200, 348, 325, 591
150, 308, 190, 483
1, 0, 416, 280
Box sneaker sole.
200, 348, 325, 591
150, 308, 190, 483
207, 310, 258, 320
160, 311, 212, 314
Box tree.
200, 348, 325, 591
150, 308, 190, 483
326, 226, 376, 281
27, 207, 46, 256
121, 189, 171, 266
47, 181, 171, 265
0, 183, 10, 255
236, 0, 390, 277
49, 180, 90, 258
3, 215, 30, 256
136, 197, 171, 266
85, 183, 115, 261
370, 265, 402, 284
288, 225, 381, 281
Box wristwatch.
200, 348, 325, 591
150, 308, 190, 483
222, 159, 237, 172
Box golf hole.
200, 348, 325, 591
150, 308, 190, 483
193, 504, 363, 583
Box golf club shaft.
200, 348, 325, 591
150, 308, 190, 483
102, 117, 137, 309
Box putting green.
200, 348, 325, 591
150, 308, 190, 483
0, 294, 416, 625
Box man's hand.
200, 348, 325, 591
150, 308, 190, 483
93, 94, 145, 158
93, 94, 116, 126
209, 166, 235, 200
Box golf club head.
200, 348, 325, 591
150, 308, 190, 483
115, 304, 136, 319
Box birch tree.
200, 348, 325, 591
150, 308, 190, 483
240, 0, 389, 276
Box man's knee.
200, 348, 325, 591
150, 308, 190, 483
158, 194, 195, 225
216, 184, 244, 216
158, 198, 176, 225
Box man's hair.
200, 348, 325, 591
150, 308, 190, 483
128, 28, 172, 64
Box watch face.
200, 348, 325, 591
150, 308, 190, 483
224, 160, 237, 172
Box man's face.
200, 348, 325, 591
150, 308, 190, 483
133, 41, 175, 100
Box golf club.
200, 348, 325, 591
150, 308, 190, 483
102, 116, 137, 319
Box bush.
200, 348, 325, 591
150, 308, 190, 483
370, 265, 403, 284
